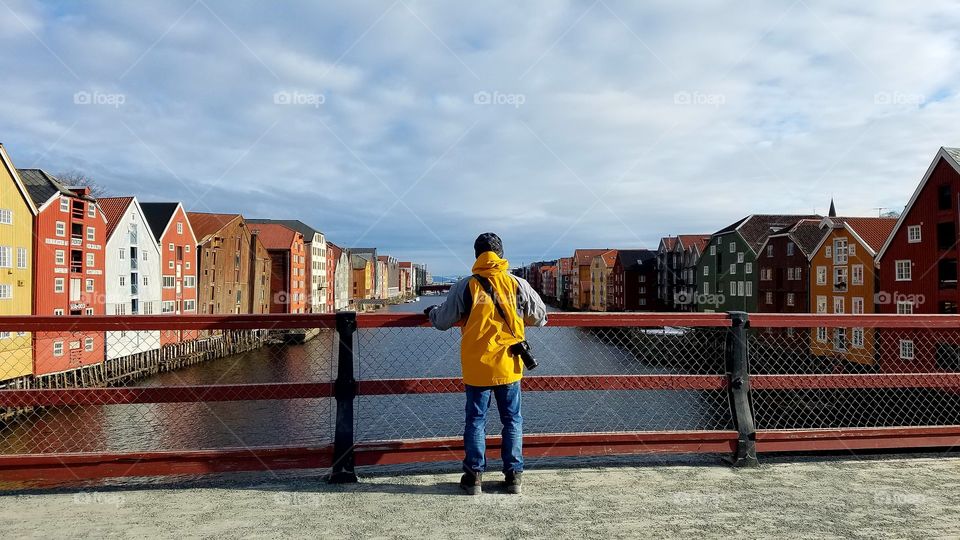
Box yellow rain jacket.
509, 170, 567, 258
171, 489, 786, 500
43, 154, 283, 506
460, 252, 526, 386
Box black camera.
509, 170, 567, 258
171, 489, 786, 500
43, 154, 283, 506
509, 340, 538, 371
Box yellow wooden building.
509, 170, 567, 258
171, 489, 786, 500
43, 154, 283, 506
0, 144, 38, 382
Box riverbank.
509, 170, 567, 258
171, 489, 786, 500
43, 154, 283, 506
3, 453, 958, 538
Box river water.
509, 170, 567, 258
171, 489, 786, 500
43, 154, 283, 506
0, 294, 731, 456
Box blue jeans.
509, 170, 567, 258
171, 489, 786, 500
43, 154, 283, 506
463, 381, 523, 474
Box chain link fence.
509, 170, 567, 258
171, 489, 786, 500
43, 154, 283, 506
355, 325, 732, 444
749, 324, 960, 430
0, 326, 337, 456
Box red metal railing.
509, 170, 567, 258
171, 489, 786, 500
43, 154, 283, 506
0, 312, 957, 486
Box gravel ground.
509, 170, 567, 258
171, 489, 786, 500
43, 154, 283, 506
3, 454, 960, 539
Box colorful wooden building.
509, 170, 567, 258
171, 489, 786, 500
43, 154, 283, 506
609, 249, 657, 311
589, 250, 617, 311
141, 202, 199, 344
187, 213, 271, 315
0, 146, 37, 382
20, 169, 107, 375
756, 219, 826, 314
249, 220, 326, 313
572, 249, 610, 310
876, 147, 960, 371
99, 196, 163, 360
252, 223, 307, 314
809, 216, 896, 366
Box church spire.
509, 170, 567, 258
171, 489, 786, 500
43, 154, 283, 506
828, 198, 836, 217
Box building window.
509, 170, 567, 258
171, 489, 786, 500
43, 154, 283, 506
849, 244, 856, 257
185, 244, 191, 253
817, 266, 827, 285
737, 252, 744, 263
119, 248, 125, 260
85, 308, 93, 315
54, 308, 64, 316
833, 238, 848, 265
817, 327, 827, 342
86, 279, 94, 292
86, 253, 94, 267
143, 275, 149, 286
765, 291, 773, 305
55, 250, 65, 266
816, 296, 827, 314
84, 337, 94, 352
900, 340, 915, 360
0, 284, 11, 299
88, 204, 96, 218
729, 281, 737, 296
729, 242, 736, 253
169, 243, 175, 252
162, 301, 176, 313
0, 209, 12, 224
55, 221, 66, 237
744, 281, 751, 297
907, 225, 922, 243
119, 276, 126, 287
897, 301, 914, 315
787, 268, 794, 281
833, 266, 848, 292
54, 278, 64, 293
852, 297, 864, 314
766, 245, 773, 258
786, 242, 794, 256
168, 261, 174, 269
729, 263, 736, 275
852, 328, 864, 348
834, 328, 847, 351
851, 264, 864, 286
60, 198, 69, 212
895, 260, 912, 281
184, 299, 196, 311
184, 276, 196, 288
0, 246, 11, 268
177, 222, 183, 234
745, 262, 752, 274
825, 246, 832, 259
703, 283, 710, 295
833, 296, 844, 314
710, 245, 716, 256
86, 226, 94, 241
53, 341, 64, 356
786, 293, 795, 307
163, 276, 175, 288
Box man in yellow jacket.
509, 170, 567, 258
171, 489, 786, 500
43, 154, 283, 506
425, 233, 547, 495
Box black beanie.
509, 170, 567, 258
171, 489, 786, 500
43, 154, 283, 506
474, 232, 504, 258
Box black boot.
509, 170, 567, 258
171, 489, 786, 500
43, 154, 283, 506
503, 471, 522, 494
460, 471, 482, 495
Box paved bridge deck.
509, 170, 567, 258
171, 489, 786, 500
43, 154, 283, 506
3, 454, 959, 538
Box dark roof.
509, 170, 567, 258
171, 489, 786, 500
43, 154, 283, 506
616, 249, 656, 271
17, 169, 76, 207
247, 219, 321, 242
140, 202, 180, 243
716, 214, 821, 253
789, 219, 829, 255
945, 147, 960, 163
98, 197, 135, 240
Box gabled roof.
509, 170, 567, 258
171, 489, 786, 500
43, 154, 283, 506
17, 168, 79, 208
247, 219, 322, 242
715, 214, 821, 254
616, 249, 656, 271
140, 202, 180, 242
594, 249, 618, 268
678, 235, 711, 253
573, 249, 611, 266
0, 145, 38, 216
186, 212, 243, 244
250, 222, 300, 250
98, 196, 135, 240
816, 216, 897, 257
878, 147, 960, 260
756, 218, 828, 259
659, 237, 678, 252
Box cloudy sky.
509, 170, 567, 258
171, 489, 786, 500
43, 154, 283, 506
2, 1, 960, 275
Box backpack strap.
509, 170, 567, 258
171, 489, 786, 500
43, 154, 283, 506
471, 274, 519, 339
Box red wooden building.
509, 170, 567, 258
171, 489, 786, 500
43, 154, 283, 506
609, 249, 657, 311
756, 219, 827, 314
253, 223, 307, 314
876, 147, 960, 372
141, 202, 199, 344
19, 170, 107, 375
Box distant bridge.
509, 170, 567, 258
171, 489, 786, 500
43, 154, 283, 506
418, 283, 452, 294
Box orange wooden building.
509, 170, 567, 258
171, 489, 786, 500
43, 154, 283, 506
252, 223, 307, 314
142, 202, 199, 344
808, 216, 896, 366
